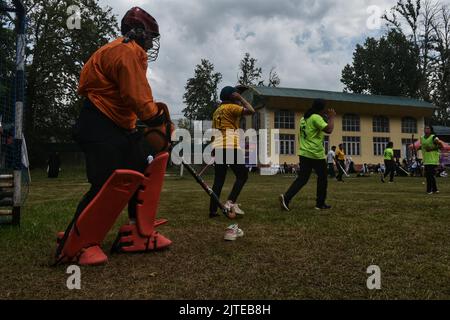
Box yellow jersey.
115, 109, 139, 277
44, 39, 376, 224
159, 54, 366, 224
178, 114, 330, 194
212, 103, 244, 149
336, 148, 346, 161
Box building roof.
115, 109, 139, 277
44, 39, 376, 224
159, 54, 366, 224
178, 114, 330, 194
249, 86, 435, 109
434, 126, 450, 136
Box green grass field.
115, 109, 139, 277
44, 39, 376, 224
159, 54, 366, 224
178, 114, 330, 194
0, 167, 449, 300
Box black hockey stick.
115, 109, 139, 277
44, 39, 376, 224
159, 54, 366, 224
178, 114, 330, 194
181, 159, 235, 219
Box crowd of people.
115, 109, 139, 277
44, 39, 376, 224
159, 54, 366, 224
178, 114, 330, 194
278, 151, 450, 181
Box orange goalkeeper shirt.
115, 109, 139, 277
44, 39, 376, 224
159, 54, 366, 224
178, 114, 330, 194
78, 37, 158, 129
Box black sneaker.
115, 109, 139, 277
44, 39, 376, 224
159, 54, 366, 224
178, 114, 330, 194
315, 204, 332, 210
279, 194, 290, 212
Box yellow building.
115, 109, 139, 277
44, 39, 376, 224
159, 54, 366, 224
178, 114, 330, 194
242, 86, 435, 166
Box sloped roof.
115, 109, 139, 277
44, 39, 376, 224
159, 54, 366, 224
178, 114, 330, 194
249, 86, 434, 109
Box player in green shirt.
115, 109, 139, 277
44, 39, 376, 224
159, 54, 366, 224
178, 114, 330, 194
279, 99, 336, 211
381, 142, 395, 183
417, 126, 445, 194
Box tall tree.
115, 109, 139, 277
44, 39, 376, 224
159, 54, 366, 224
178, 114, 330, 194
430, 5, 450, 125
341, 30, 422, 97
267, 67, 281, 87
238, 53, 280, 87
384, 0, 439, 101
383, 0, 450, 124
182, 59, 222, 120
0, 11, 16, 126
238, 52, 263, 86
22, 0, 118, 162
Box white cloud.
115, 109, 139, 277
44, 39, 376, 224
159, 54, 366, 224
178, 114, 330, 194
97, 0, 397, 118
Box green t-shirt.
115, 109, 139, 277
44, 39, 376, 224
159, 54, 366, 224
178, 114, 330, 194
421, 135, 440, 165
298, 114, 328, 160
384, 148, 394, 161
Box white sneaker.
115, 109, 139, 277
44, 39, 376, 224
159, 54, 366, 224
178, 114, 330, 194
232, 203, 245, 216
224, 200, 236, 218
224, 224, 244, 241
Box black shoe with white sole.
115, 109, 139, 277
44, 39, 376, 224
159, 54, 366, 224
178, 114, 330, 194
279, 194, 290, 212
315, 204, 332, 210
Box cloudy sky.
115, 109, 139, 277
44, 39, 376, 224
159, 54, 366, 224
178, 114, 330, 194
98, 0, 397, 119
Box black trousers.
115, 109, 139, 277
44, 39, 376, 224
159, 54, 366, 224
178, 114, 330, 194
284, 156, 328, 207
384, 160, 395, 182
425, 165, 438, 193
209, 149, 249, 214
327, 163, 335, 178
72, 100, 147, 219
336, 160, 346, 181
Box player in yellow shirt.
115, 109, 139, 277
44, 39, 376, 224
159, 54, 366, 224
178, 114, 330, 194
210, 87, 255, 234
335, 144, 346, 182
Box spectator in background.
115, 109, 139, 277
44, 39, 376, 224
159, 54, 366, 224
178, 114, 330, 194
47, 152, 61, 178
327, 146, 336, 178
335, 144, 346, 182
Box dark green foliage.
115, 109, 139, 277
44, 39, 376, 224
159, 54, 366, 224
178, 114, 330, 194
182, 59, 222, 120
341, 30, 422, 98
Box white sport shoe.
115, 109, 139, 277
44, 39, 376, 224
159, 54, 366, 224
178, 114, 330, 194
232, 203, 245, 216
224, 224, 244, 241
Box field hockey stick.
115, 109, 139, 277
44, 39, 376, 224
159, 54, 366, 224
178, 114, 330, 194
398, 165, 411, 177
338, 162, 350, 177
180, 158, 236, 219
198, 157, 215, 177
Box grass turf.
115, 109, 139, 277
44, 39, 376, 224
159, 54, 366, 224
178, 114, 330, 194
0, 168, 449, 300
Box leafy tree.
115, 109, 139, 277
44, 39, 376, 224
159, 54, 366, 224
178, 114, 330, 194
22, 0, 118, 163
382, 0, 450, 124
429, 4, 450, 125
238, 53, 280, 87
341, 30, 422, 97
182, 59, 222, 120
177, 118, 191, 131
238, 52, 263, 86
0, 11, 16, 126
267, 67, 281, 87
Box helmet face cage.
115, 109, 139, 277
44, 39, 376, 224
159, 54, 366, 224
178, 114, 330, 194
124, 28, 160, 61
147, 34, 160, 62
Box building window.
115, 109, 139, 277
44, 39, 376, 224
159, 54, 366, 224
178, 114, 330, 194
342, 114, 360, 132
324, 136, 330, 152
252, 112, 261, 131
343, 136, 361, 156
275, 110, 295, 129
373, 137, 390, 156
277, 134, 296, 155
402, 117, 417, 134
373, 116, 390, 133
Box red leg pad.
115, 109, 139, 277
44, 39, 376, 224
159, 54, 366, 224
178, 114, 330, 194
136, 153, 169, 237
78, 246, 108, 266
115, 224, 172, 253
57, 233, 108, 266
59, 170, 145, 261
